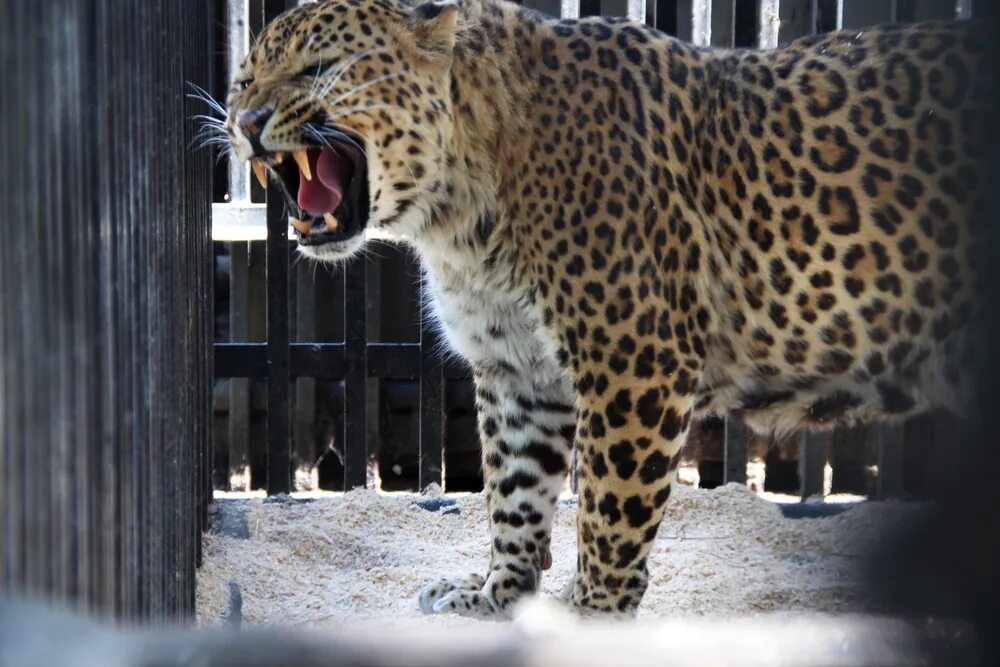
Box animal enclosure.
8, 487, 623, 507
211, 0, 979, 501
0, 0, 986, 632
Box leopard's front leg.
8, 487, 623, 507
419, 364, 575, 619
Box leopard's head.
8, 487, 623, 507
226, 0, 463, 261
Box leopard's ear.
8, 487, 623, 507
407, 0, 461, 57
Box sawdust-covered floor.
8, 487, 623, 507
196, 484, 922, 628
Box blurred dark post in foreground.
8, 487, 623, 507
865, 5, 1000, 665
0, 0, 215, 620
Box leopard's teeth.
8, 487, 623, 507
251, 158, 267, 189
273, 151, 285, 165
323, 213, 339, 232
290, 217, 311, 236
293, 149, 312, 181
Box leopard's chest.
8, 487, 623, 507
418, 241, 564, 385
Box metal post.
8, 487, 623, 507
626, 0, 645, 22
955, 0, 974, 18
293, 261, 318, 490
344, 258, 369, 490
265, 183, 291, 495
227, 0, 249, 203
723, 417, 750, 485
759, 0, 781, 48
561, 0, 580, 18
419, 322, 445, 491
691, 0, 712, 46
799, 430, 828, 500
365, 248, 383, 489
226, 0, 252, 492
875, 422, 905, 499
228, 243, 252, 491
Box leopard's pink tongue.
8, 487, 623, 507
297, 147, 352, 216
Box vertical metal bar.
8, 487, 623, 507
955, 0, 974, 19
759, 0, 781, 48
344, 258, 369, 490
419, 322, 445, 491
365, 248, 383, 489
835, 0, 844, 29
723, 417, 750, 485
691, 0, 712, 45
119, 0, 131, 614
561, 0, 581, 18
875, 422, 905, 499
229, 243, 252, 491
139, 0, 158, 616
228, 0, 250, 203
265, 183, 291, 495
11, 0, 37, 600
799, 430, 828, 500
201, 0, 216, 598
86, 0, 106, 609
293, 261, 317, 490
227, 0, 252, 492
627, 0, 646, 22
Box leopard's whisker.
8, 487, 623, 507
186, 82, 228, 118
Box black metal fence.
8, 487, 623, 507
212, 0, 979, 500
0, 0, 214, 620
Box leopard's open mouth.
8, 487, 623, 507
252, 130, 368, 247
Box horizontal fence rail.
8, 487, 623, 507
211, 0, 979, 499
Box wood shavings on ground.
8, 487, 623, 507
196, 483, 924, 628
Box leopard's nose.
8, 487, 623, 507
235, 107, 273, 154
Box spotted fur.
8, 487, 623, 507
226, 0, 991, 617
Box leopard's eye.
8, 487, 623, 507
235, 78, 253, 91
294, 59, 336, 80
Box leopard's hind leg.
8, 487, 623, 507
566, 373, 693, 615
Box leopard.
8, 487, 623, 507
224, 0, 992, 618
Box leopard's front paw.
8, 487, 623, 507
418, 573, 501, 619
418, 564, 543, 620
